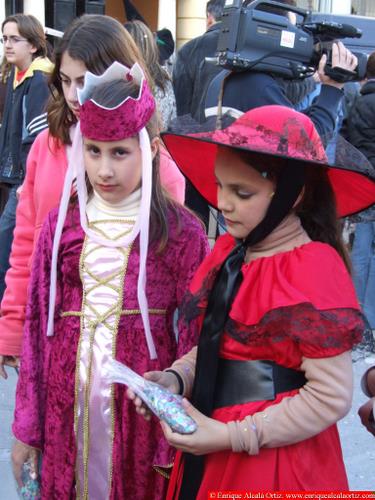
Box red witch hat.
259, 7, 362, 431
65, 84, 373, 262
162, 105, 375, 217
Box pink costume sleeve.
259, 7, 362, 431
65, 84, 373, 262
0, 139, 41, 356
0, 131, 66, 356
159, 143, 185, 204
12, 213, 56, 449
174, 216, 209, 358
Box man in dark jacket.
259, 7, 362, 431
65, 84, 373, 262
344, 52, 375, 334
0, 15, 52, 301
205, 45, 351, 139
344, 58, 375, 167
175, 0, 357, 227
173, 0, 225, 118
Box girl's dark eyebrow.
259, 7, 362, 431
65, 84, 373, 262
215, 177, 252, 191
59, 71, 84, 81
214, 174, 252, 188
228, 184, 253, 193
110, 146, 130, 153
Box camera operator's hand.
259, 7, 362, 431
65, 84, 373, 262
318, 41, 358, 89
358, 397, 375, 437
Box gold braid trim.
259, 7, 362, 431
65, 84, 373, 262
62, 308, 167, 318
86, 221, 133, 241
73, 219, 141, 499
82, 324, 96, 499
152, 463, 174, 480
73, 237, 88, 499
107, 244, 132, 493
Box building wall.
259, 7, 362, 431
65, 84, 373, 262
104, 0, 206, 50
106, 0, 159, 31
352, 0, 375, 16
176, 0, 206, 48
297, 0, 375, 14
23, 0, 45, 23
0, 0, 374, 52
158, 0, 176, 35
105, 0, 125, 23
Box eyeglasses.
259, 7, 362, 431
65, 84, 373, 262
0, 36, 28, 44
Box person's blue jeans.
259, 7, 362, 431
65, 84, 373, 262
351, 221, 375, 329
0, 184, 19, 302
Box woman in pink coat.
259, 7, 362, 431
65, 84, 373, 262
0, 14, 185, 376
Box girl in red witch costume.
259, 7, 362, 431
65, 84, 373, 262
129, 105, 375, 497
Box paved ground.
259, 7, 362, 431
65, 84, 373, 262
0, 368, 17, 499
1, 354, 374, 498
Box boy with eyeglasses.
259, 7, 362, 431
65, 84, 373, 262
0, 14, 52, 302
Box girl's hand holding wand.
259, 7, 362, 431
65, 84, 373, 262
11, 439, 39, 487
160, 398, 231, 455
127, 370, 180, 420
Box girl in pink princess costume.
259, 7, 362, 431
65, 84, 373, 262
11, 62, 209, 500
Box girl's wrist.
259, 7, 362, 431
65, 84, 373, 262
227, 417, 259, 455
219, 421, 232, 451
164, 369, 184, 395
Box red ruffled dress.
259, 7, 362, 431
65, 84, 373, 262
167, 234, 364, 497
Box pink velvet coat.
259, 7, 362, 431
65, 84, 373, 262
13, 204, 208, 500
0, 128, 185, 356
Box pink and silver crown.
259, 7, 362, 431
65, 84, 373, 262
78, 61, 156, 141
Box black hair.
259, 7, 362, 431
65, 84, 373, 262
237, 150, 351, 272
366, 51, 375, 79
206, 0, 226, 22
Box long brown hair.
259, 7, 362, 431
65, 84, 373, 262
81, 78, 179, 252
124, 20, 171, 93
1, 14, 48, 82
2, 14, 47, 58
295, 166, 351, 272
238, 150, 351, 272
47, 14, 152, 145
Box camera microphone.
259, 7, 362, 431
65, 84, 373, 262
217, 0, 367, 82
304, 21, 362, 39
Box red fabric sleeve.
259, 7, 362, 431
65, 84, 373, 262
181, 236, 364, 358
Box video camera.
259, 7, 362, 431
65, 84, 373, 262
216, 0, 367, 82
